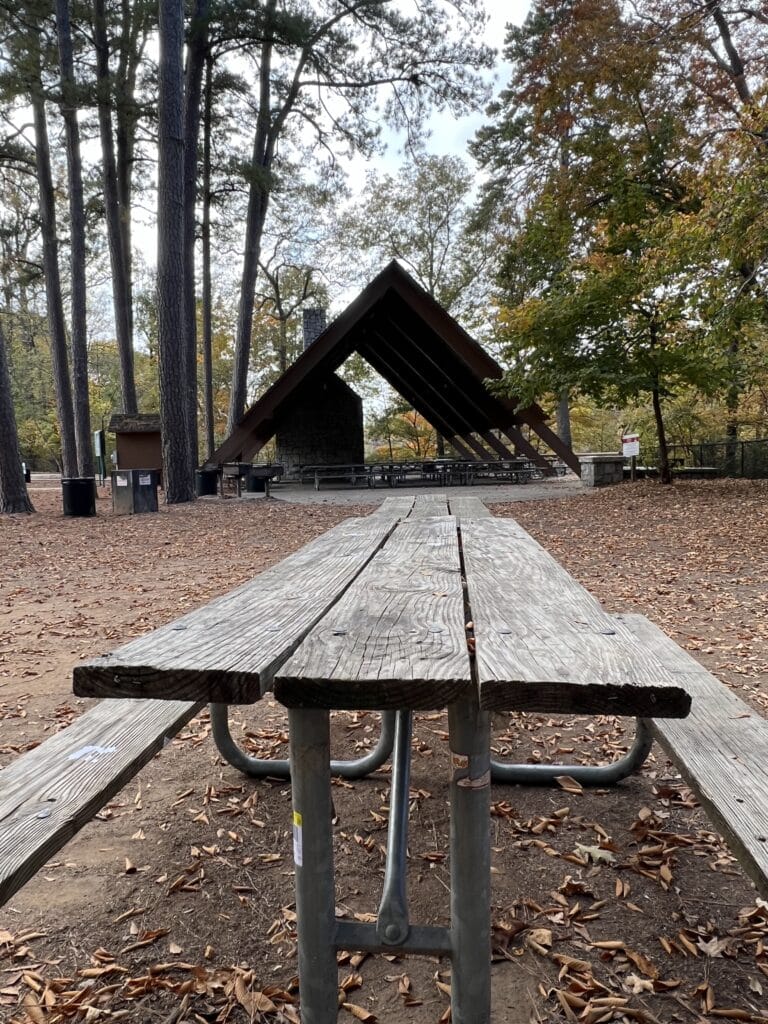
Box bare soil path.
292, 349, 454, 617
1, 480, 767, 1024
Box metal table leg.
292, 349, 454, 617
449, 697, 491, 1024
289, 708, 338, 1023
491, 718, 652, 786
210, 703, 396, 779
376, 710, 412, 946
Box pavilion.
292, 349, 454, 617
206, 261, 579, 476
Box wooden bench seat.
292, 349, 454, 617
2, 517, 402, 907
620, 613, 768, 898
0, 698, 200, 906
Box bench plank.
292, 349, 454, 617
274, 517, 471, 710
74, 517, 396, 704
410, 495, 450, 518
619, 613, 768, 897
0, 698, 201, 907
461, 518, 691, 718
448, 497, 490, 522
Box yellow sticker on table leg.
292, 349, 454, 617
293, 810, 303, 867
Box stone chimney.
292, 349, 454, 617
302, 308, 327, 350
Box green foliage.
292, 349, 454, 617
474, 0, 768, 469
337, 153, 491, 325
366, 393, 437, 461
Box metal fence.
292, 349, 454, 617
665, 439, 768, 479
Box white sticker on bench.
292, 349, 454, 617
67, 744, 118, 761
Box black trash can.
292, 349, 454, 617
112, 469, 159, 515
22, 462, 31, 483
62, 477, 96, 517
245, 470, 266, 493
195, 468, 219, 496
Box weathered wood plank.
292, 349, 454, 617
448, 496, 490, 522
0, 698, 201, 907
368, 496, 415, 521
461, 518, 691, 718
410, 495, 450, 518
619, 613, 768, 898
74, 517, 396, 703
274, 517, 471, 709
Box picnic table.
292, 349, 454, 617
71, 495, 692, 1024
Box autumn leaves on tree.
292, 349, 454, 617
473, 0, 768, 483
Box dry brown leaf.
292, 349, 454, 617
555, 775, 583, 794
21, 993, 45, 1024
342, 1002, 377, 1022
624, 947, 658, 979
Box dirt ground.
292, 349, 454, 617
1, 479, 768, 1024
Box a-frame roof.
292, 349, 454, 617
208, 261, 579, 473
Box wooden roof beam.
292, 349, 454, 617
499, 426, 554, 472
459, 434, 498, 460
360, 345, 460, 440
516, 414, 582, 475
445, 436, 478, 460
379, 319, 505, 429
362, 332, 488, 438
479, 431, 517, 460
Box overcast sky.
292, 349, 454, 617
424, 0, 530, 158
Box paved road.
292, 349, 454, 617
270, 476, 586, 506
28, 473, 588, 506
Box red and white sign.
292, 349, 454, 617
622, 433, 640, 458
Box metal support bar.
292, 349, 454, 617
210, 703, 396, 779
288, 709, 338, 1024
490, 718, 653, 786
376, 710, 412, 945
449, 697, 491, 1024
335, 920, 451, 957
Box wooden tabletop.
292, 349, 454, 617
276, 513, 691, 718
76, 507, 691, 720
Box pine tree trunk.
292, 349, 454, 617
0, 322, 34, 514
227, 0, 277, 433
55, 0, 93, 478
182, 0, 208, 471
201, 55, 215, 462
115, 0, 148, 350
93, 0, 137, 414
157, 0, 194, 503
30, 46, 78, 479
228, 173, 270, 432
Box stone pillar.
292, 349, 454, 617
578, 453, 625, 486
303, 308, 327, 350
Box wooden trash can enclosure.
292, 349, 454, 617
111, 469, 159, 515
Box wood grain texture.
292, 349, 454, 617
0, 698, 201, 907
461, 518, 691, 718
410, 495, 450, 518
619, 613, 768, 897
274, 516, 472, 709
368, 497, 415, 521
74, 517, 396, 703
448, 496, 490, 522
